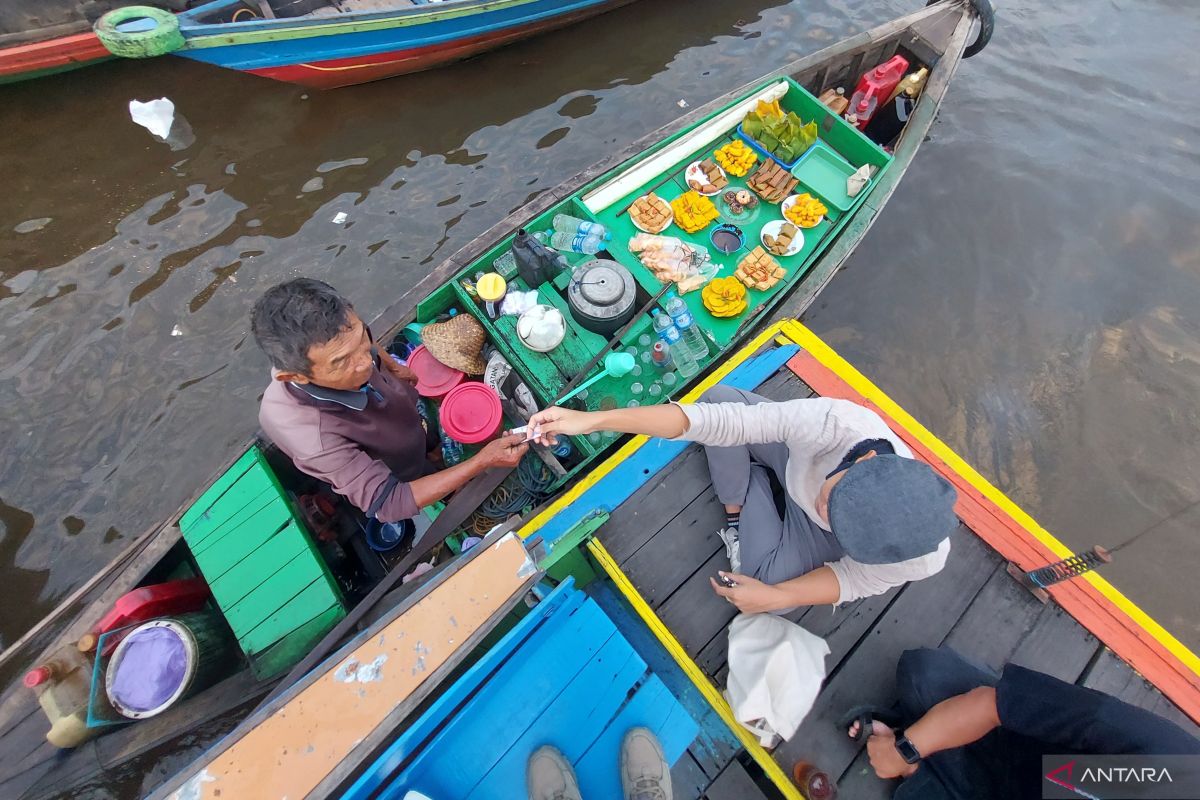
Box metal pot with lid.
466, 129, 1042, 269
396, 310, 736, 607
566, 259, 638, 336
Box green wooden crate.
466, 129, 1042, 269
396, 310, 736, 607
180, 446, 345, 679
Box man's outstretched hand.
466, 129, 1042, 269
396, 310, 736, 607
479, 433, 529, 469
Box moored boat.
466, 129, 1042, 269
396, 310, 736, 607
0, 3, 989, 797
94, 0, 643, 89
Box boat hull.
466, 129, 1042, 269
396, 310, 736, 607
178, 0, 637, 89
0, 31, 110, 84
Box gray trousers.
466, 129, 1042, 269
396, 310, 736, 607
700, 386, 844, 585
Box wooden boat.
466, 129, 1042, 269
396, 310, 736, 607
0, 1, 181, 84
0, 2, 990, 797
94, 0, 642, 89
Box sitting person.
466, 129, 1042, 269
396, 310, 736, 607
526, 385, 957, 612
252, 279, 527, 526
849, 646, 1200, 799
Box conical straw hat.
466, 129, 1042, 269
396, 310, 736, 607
421, 314, 487, 375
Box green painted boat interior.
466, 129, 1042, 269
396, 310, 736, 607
411, 77, 891, 487
180, 446, 346, 680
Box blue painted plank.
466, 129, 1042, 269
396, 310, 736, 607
538, 345, 800, 548
396, 598, 626, 797
461, 640, 649, 799
572, 674, 701, 799
344, 579, 583, 800
588, 581, 742, 775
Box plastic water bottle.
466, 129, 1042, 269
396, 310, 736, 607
548, 231, 605, 254
665, 292, 709, 361
651, 340, 673, 371
651, 310, 699, 378
551, 214, 611, 241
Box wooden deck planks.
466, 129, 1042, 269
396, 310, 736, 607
703, 758, 772, 799
1082, 648, 1200, 739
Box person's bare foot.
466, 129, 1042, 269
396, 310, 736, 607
847, 719, 919, 780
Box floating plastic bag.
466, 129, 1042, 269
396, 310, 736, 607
129, 98, 175, 139
724, 613, 829, 748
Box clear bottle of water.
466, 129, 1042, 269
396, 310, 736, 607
665, 292, 709, 361
548, 231, 605, 254
552, 213, 611, 241
651, 310, 699, 378
440, 430, 463, 465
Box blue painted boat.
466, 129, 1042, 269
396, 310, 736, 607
95, 0, 638, 88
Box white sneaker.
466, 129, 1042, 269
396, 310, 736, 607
717, 527, 741, 573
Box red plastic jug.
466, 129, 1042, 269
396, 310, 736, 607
848, 55, 910, 129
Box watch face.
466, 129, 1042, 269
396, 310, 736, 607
896, 735, 921, 764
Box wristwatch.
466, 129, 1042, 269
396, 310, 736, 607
894, 731, 921, 765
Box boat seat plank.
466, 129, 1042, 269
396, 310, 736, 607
189, 498, 292, 578
206, 520, 311, 606
1081, 649, 1200, 739
942, 565, 1049, 671
770, 526, 996, 780
178, 447, 259, 532
703, 758, 772, 799
1008, 605, 1099, 683
620, 485, 725, 609
658, 549, 741, 658
182, 464, 279, 552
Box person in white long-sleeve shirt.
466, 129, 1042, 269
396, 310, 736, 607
526, 385, 958, 614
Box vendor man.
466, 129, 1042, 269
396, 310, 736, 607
527, 385, 957, 612
252, 279, 528, 524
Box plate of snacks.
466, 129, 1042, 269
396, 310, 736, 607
670, 190, 720, 234
685, 159, 729, 196
630, 192, 673, 233
735, 246, 787, 290
746, 159, 799, 204
760, 220, 803, 257
713, 140, 758, 177
719, 189, 760, 223
781, 193, 827, 229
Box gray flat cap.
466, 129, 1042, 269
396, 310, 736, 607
827, 454, 957, 564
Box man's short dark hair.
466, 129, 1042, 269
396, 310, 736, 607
251, 279, 354, 374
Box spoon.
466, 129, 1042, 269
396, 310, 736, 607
556, 351, 636, 404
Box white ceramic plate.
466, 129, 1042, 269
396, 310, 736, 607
629, 194, 674, 233
684, 161, 728, 197
780, 194, 825, 229
759, 220, 804, 257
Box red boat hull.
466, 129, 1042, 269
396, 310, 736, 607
0, 31, 111, 84
246, 3, 628, 90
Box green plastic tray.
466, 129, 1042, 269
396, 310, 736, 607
791, 142, 858, 212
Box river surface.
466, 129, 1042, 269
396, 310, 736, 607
2, 0, 1199, 784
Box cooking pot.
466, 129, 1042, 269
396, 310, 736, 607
566, 259, 637, 336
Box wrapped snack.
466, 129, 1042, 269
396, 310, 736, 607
628, 233, 714, 294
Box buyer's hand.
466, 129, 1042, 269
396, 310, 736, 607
479, 433, 529, 469
708, 571, 791, 614
526, 406, 595, 446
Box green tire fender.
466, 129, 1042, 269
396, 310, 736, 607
94, 7, 184, 59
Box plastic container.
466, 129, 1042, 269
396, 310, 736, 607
25, 644, 96, 748
551, 214, 611, 241
651, 310, 699, 378
791, 143, 859, 212
439, 383, 503, 445
105, 613, 234, 720
848, 55, 909, 129
93, 577, 210, 637
818, 87, 849, 116
408, 344, 465, 399
735, 123, 810, 170
651, 340, 673, 371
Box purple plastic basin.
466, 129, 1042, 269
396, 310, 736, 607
106, 621, 194, 718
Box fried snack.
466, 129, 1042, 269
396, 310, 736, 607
713, 140, 758, 177
735, 246, 787, 290
686, 158, 728, 194
722, 189, 759, 216
630, 193, 673, 233
783, 193, 827, 228
746, 160, 799, 204
670, 190, 720, 233
763, 222, 799, 256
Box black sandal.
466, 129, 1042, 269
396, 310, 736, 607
836, 705, 903, 743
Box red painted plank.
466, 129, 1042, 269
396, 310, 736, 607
784, 350, 1200, 724
0, 32, 110, 80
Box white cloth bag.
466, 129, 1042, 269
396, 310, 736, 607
724, 613, 829, 747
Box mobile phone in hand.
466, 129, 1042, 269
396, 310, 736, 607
715, 572, 738, 588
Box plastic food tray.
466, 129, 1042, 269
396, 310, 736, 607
790, 142, 859, 212
735, 122, 814, 170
